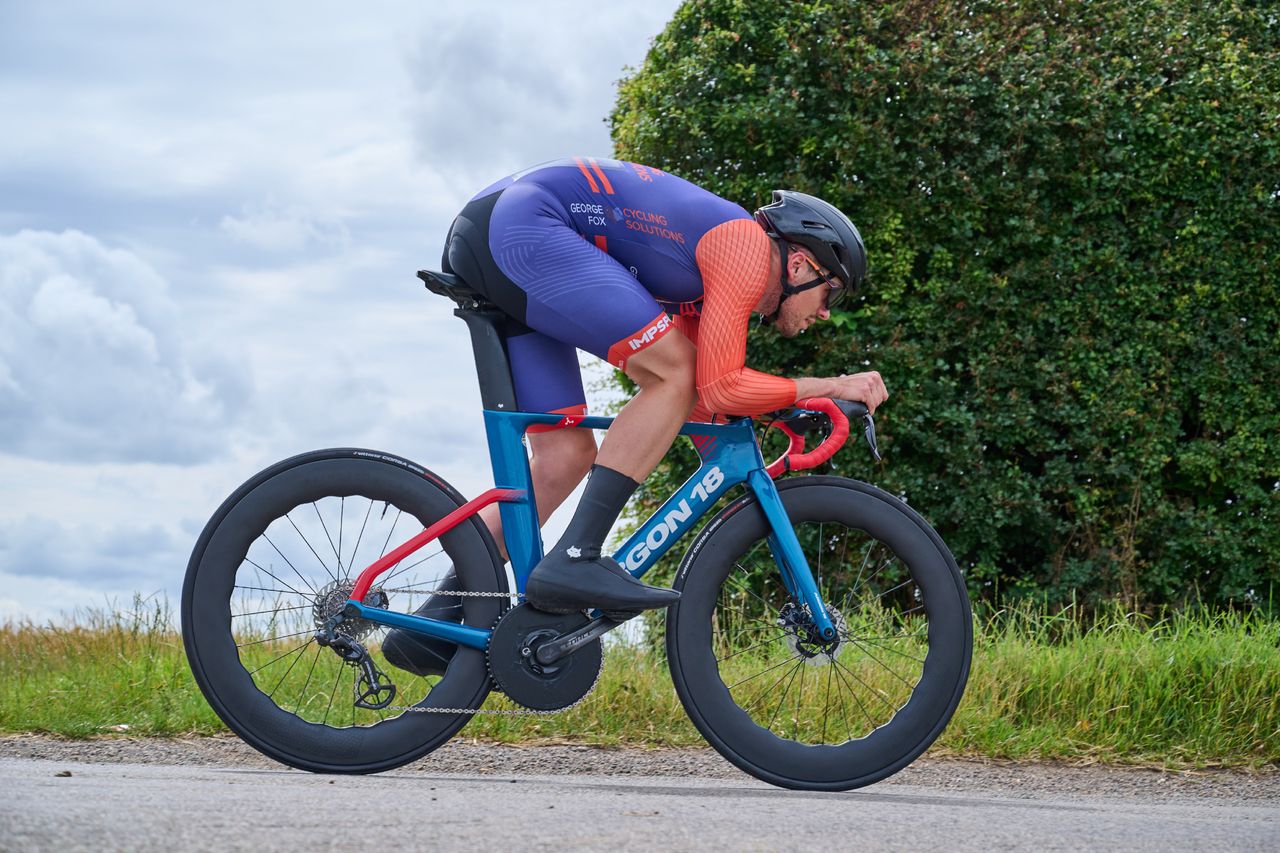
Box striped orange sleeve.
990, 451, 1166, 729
693, 219, 798, 417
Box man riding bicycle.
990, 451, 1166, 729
383, 156, 886, 673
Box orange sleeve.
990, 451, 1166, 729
692, 219, 798, 417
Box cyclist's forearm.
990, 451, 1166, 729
793, 376, 843, 400
794, 372, 889, 413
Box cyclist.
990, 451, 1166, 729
382, 157, 887, 674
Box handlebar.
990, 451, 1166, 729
763, 398, 881, 478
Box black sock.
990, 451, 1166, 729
552, 464, 640, 558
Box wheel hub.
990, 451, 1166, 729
778, 602, 846, 665
487, 604, 602, 711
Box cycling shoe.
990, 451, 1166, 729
525, 546, 680, 616
380, 569, 462, 677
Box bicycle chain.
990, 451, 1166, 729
374, 586, 601, 717
380, 586, 519, 598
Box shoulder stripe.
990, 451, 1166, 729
574, 157, 600, 193
587, 158, 615, 194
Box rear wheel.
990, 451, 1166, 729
667, 476, 971, 790
181, 448, 508, 773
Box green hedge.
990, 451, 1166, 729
609, 0, 1280, 608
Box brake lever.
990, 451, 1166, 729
834, 400, 882, 462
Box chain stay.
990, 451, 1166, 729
373, 588, 596, 716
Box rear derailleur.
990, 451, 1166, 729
314, 605, 396, 710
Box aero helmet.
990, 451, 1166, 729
754, 190, 866, 311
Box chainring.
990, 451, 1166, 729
486, 604, 602, 712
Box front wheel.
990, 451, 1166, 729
667, 476, 971, 790
181, 448, 508, 773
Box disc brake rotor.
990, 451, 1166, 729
780, 603, 847, 666
486, 604, 602, 711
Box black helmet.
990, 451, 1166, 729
754, 190, 867, 292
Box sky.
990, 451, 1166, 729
0, 1, 685, 623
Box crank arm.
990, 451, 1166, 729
533, 614, 628, 666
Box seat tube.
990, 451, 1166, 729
746, 469, 837, 639
483, 410, 543, 585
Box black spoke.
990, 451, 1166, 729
321, 660, 344, 726
286, 513, 338, 584
738, 657, 805, 719
848, 552, 897, 603
795, 660, 808, 739
260, 536, 318, 595
766, 658, 806, 734
715, 632, 788, 664
846, 639, 918, 689
847, 635, 927, 663
266, 641, 311, 699
728, 564, 776, 612
245, 554, 313, 598
293, 647, 323, 715
876, 577, 915, 601
250, 639, 312, 677
727, 651, 805, 692
379, 509, 404, 559
234, 583, 310, 597
832, 657, 899, 715
844, 628, 928, 642
851, 540, 877, 601
312, 501, 343, 575
380, 543, 443, 587
348, 499, 376, 576
380, 577, 459, 594
830, 655, 880, 734
338, 497, 345, 574
821, 657, 834, 743
236, 629, 313, 649
233, 603, 312, 620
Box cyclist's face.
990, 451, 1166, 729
775, 262, 832, 338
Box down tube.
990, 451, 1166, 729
613, 421, 760, 578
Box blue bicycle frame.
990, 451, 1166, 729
344, 409, 836, 647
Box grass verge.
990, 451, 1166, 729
1, 598, 1275, 769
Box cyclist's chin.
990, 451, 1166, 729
775, 317, 804, 338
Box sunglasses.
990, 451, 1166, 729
803, 257, 850, 311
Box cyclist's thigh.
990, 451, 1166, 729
505, 325, 587, 420
489, 182, 674, 371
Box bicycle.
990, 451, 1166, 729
181, 269, 972, 791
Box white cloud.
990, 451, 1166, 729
407, 3, 674, 176
220, 198, 350, 253
0, 230, 252, 464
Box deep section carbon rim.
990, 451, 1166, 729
668, 477, 971, 790
182, 450, 508, 773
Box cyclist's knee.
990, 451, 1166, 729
529, 428, 596, 483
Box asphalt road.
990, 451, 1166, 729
1, 740, 1277, 851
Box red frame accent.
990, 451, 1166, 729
764, 397, 851, 478
348, 488, 524, 603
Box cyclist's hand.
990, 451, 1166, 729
830, 371, 888, 414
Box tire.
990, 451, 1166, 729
666, 476, 971, 791
181, 448, 508, 774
